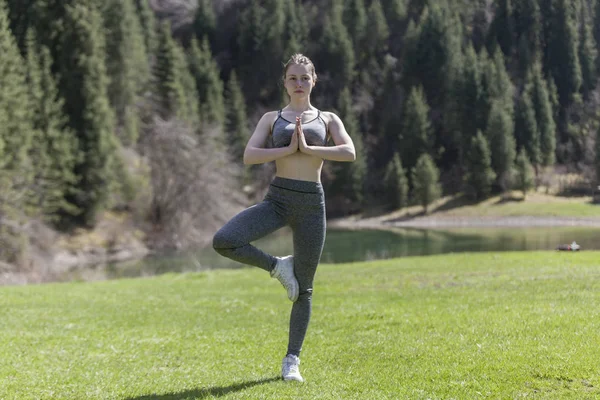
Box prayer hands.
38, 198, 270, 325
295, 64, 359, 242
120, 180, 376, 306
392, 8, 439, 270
287, 118, 299, 154
296, 116, 309, 153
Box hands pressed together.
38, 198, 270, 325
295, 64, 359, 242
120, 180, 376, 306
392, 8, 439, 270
287, 116, 310, 155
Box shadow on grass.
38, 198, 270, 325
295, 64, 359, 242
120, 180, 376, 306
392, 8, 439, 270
432, 193, 481, 212
124, 377, 280, 400
493, 194, 525, 205
382, 195, 484, 224
383, 210, 426, 224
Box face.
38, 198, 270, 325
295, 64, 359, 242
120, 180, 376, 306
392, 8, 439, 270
284, 63, 315, 98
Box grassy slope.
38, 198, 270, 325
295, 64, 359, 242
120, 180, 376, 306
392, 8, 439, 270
347, 192, 600, 224
1, 252, 599, 399
434, 193, 600, 218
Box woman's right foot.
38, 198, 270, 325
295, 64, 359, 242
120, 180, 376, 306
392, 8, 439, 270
270, 255, 299, 302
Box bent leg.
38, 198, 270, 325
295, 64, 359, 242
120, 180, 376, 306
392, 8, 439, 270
212, 200, 286, 272
287, 209, 326, 356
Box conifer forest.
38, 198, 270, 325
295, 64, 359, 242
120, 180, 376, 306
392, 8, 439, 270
2, 0, 600, 266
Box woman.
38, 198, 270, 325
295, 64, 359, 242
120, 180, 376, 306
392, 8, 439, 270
212, 54, 356, 382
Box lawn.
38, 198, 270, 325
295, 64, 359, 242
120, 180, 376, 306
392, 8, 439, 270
1, 252, 599, 399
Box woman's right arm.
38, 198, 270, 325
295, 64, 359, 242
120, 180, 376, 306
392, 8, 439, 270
243, 112, 297, 165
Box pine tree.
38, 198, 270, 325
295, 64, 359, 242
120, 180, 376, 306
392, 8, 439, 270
477, 48, 494, 134
175, 42, 201, 127
544, 0, 582, 109
486, 101, 516, 191
103, 0, 149, 145
383, 152, 409, 210
236, 0, 266, 98
515, 148, 535, 197
365, 0, 389, 59
403, 3, 461, 109
194, 0, 216, 48
516, 79, 540, 168
319, 0, 355, 103
442, 43, 466, 167
516, 34, 533, 76
0, 1, 32, 172
0, 1, 34, 221
283, 0, 308, 57
343, 0, 367, 59
189, 37, 225, 129
530, 62, 556, 166
547, 74, 560, 122
513, 0, 542, 71
236, 0, 286, 104
58, 3, 117, 227
356, 0, 389, 94
487, 0, 514, 56
371, 63, 403, 172
401, 86, 432, 172
462, 43, 481, 140
490, 47, 514, 116
578, 4, 597, 99
401, 19, 420, 90
4, 0, 35, 53
225, 70, 248, 165
381, 0, 407, 56
25, 29, 79, 220
477, 47, 514, 140
411, 153, 441, 213
465, 131, 496, 199
262, 0, 285, 72
594, 0, 600, 79
382, 0, 407, 23
154, 21, 189, 121
334, 87, 367, 206
135, 0, 158, 57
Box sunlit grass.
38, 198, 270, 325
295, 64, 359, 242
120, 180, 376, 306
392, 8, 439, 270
344, 192, 600, 223
436, 192, 600, 218
1, 252, 599, 399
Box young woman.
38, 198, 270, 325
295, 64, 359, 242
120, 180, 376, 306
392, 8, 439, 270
212, 54, 356, 382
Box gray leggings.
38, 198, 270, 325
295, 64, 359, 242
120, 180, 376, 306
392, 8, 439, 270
212, 176, 326, 357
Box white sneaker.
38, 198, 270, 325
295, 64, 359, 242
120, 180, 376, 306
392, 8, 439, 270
270, 256, 299, 302
281, 354, 303, 382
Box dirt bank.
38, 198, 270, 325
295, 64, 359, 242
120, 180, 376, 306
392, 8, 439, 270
1, 212, 150, 286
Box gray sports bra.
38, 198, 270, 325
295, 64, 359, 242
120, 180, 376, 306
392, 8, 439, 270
269, 109, 328, 148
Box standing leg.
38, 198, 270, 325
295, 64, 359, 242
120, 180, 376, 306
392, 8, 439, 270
287, 207, 326, 357
212, 200, 286, 272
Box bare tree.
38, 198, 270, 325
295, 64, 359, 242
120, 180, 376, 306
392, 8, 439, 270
141, 117, 244, 249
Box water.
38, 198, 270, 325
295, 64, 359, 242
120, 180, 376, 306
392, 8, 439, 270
61, 226, 600, 282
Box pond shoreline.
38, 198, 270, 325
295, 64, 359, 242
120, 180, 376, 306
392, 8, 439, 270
329, 215, 600, 230
4, 213, 600, 286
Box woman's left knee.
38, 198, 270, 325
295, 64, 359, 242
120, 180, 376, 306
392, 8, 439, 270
297, 288, 313, 302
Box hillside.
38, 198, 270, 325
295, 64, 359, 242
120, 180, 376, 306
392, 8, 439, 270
330, 190, 600, 229
3, 0, 600, 277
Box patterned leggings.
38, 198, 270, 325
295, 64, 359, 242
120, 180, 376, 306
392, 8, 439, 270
212, 177, 326, 357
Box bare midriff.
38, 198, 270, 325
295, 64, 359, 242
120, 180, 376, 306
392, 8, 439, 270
275, 152, 323, 183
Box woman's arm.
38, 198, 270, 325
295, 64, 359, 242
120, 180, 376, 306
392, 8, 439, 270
299, 112, 356, 162
243, 112, 298, 165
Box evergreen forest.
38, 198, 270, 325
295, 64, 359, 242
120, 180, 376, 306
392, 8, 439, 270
2, 0, 600, 265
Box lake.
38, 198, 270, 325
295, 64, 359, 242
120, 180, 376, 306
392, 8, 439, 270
63, 226, 600, 282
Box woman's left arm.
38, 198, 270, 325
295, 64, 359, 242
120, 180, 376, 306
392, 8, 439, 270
299, 112, 356, 162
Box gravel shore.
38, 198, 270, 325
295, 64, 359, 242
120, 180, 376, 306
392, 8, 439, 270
329, 215, 600, 229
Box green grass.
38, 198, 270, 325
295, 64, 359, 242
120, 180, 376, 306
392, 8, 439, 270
1, 252, 600, 399
436, 194, 600, 218
358, 192, 600, 222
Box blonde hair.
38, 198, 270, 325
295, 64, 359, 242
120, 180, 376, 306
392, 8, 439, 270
283, 53, 318, 83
